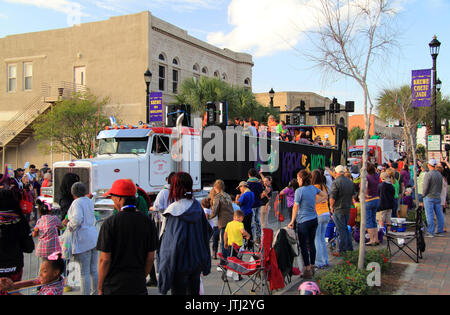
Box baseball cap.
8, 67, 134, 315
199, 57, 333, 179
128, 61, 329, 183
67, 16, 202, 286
427, 159, 437, 166
16, 168, 25, 172
236, 181, 248, 190
335, 165, 346, 174
103, 179, 137, 197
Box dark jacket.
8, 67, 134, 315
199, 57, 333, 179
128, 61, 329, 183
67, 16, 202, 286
330, 175, 355, 215
157, 199, 212, 295
247, 178, 264, 208
0, 193, 34, 277
273, 229, 296, 278
378, 181, 395, 210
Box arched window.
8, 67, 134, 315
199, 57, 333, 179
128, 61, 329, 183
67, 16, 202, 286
193, 64, 199, 72
172, 57, 179, 65
214, 70, 220, 78
244, 78, 251, 85
158, 53, 166, 62
201, 66, 208, 74
222, 73, 227, 81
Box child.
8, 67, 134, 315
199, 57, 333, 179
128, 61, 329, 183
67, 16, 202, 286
279, 179, 298, 221
38, 252, 65, 295
224, 210, 251, 257
224, 210, 251, 281
401, 187, 414, 212
33, 200, 63, 259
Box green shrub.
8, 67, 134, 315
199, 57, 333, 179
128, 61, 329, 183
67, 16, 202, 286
340, 248, 391, 272
318, 263, 373, 295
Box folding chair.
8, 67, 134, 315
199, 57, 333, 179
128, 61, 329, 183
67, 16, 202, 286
217, 229, 273, 295
385, 206, 425, 263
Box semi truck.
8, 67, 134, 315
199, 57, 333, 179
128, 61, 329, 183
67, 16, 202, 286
49, 114, 348, 211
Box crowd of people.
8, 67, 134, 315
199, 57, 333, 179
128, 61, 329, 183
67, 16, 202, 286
0, 152, 449, 295
221, 115, 334, 147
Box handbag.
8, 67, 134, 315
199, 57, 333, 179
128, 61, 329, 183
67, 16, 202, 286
59, 228, 73, 259
19, 190, 33, 215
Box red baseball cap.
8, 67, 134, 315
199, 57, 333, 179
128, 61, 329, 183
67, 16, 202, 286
103, 179, 136, 197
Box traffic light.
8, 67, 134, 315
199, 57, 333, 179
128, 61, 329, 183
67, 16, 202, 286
334, 98, 340, 113
329, 100, 334, 114
300, 100, 306, 115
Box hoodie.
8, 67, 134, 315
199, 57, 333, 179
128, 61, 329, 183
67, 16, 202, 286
157, 198, 212, 295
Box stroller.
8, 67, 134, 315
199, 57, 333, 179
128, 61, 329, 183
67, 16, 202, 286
217, 228, 284, 295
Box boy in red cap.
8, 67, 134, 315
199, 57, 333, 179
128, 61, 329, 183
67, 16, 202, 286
96, 179, 158, 295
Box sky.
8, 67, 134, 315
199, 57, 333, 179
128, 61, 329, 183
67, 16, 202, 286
1, 0, 449, 116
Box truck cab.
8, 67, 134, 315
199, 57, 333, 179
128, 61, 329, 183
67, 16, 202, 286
52, 125, 201, 211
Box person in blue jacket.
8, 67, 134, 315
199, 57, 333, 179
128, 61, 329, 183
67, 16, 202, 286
157, 172, 213, 295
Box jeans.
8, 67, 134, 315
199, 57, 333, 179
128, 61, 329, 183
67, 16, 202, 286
252, 207, 261, 243
366, 199, 380, 229
297, 218, 318, 267
219, 227, 229, 259
333, 212, 353, 253
315, 213, 330, 267
424, 197, 445, 235
171, 269, 201, 295
243, 212, 253, 249
212, 226, 220, 254
392, 198, 399, 218
72, 248, 98, 295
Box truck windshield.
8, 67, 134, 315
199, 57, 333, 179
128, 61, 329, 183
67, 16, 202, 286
98, 138, 148, 155
349, 150, 363, 158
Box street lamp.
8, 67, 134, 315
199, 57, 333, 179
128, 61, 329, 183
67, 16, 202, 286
436, 78, 442, 92
429, 35, 441, 136
269, 88, 275, 108
144, 68, 152, 124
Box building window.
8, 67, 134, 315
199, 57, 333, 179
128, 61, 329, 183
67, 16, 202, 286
23, 62, 32, 90
193, 64, 199, 72
214, 70, 220, 78
244, 78, 251, 86
201, 66, 208, 75
159, 65, 165, 91
222, 73, 227, 81
7, 64, 17, 92
173, 69, 179, 94
172, 58, 179, 66
159, 53, 166, 61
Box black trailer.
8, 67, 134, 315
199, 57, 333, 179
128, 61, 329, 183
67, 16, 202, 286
201, 125, 346, 193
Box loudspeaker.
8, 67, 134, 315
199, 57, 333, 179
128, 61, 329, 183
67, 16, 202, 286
165, 104, 191, 127
345, 101, 355, 112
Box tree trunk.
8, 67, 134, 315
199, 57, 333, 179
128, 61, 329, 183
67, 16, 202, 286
358, 87, 370, 270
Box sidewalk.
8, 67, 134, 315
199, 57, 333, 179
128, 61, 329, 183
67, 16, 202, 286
394, 210, 450, 295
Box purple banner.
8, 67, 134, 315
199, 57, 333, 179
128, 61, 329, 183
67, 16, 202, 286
411, 69, 431, 107
149, 92, 163, 122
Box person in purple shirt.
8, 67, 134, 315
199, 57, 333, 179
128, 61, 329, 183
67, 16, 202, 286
400, 164, 411, 189
366, 163, 380, 246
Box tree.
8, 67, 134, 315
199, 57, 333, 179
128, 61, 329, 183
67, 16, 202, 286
174, 76, 278, 122
349, 126, 365, 145
33, 91, 111, 160
303, 0, 399, 269
377, 86, 420, 207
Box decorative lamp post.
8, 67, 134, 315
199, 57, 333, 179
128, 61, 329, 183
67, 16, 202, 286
144, 68, 152, 124
436, 78, 442, 92
429, 35, 441, 136
269, 88, 275, 108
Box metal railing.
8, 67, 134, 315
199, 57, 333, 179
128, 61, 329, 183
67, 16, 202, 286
0, 81, 86, 147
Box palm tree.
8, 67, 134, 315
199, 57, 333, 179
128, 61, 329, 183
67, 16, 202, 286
349, 127, 365, 145
175, 77, 278, 122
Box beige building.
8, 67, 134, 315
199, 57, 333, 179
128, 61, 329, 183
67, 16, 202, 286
254, 91, 348, 127
0, 11, 253, 170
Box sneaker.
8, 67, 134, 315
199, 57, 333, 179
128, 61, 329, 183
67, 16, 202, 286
424, 233, 434, 238
217, 267, 223, 272
434, 233, 445, 237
